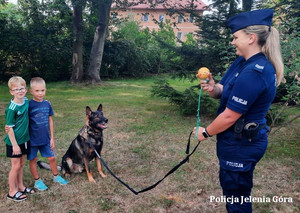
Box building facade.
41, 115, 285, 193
111, 0, 206, 42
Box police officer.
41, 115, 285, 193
194, 9, 284, 213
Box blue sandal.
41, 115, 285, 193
7, 191, 27, 202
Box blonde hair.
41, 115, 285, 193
30, 77, 46, 88
243, 25, 284, 86
8, 76, 26, 89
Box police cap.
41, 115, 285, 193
227, 9, 273, 34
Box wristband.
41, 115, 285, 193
202, 128, 212, 138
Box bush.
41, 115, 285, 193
275, 17, 300, 105
151, 79, 218, 115
0, 1, 73, 82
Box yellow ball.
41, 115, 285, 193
196, 67, 210, 80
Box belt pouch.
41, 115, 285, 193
244, 122, 260, 141
234, 118, 245, 140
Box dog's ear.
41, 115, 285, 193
86, 106, 92, 116
97, 104, 103, 112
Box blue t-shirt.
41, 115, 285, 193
29, 99, 54, 146
216, 52, 277, 166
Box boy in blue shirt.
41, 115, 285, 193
28, 77, 68, 190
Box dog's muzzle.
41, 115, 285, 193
98, 122, 108, 129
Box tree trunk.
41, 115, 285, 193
70, 0, 85, 83
86, 0, 112, 83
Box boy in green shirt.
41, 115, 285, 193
4, 76, 34, 202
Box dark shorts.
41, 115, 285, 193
6, 142, 29, 158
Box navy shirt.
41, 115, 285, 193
29, 99, 54, 146
217, 52, 276, 167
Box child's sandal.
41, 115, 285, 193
23, 187, 35, 194
7, 191, 27, 202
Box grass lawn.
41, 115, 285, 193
0, 76, 299, 212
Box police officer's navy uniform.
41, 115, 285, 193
216, 9, 276, 212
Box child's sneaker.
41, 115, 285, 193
53, 175, 68, 185
34, 179, 48, 191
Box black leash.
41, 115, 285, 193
88, 131, 201, 195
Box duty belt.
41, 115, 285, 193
229, 118, 266, 142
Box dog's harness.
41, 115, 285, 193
88, 86, 204, 195
81, 125, 103, 147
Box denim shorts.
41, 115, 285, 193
27, 143, 55, 160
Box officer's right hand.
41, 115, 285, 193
200, 73, 215, 92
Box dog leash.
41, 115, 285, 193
88, 85, 204, 194
88, 132, 200, 195
194, 87, 203, 140
88, 86, 204, 195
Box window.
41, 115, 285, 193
159, 14, 165, 22
177, 32, 182, 40
141, 13, 149, 22
189, 15, 194, 23
178, 15, 184, 23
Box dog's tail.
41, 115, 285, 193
37, 161, 61, 171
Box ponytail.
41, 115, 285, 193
244, 26, 284, 86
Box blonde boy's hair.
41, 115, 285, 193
30, 77, 46, 88
8, 76, 26, 89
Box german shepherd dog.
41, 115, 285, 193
38, 104, 108, 183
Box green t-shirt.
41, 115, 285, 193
4, 97, 30, 146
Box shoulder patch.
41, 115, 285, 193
253, 59, 267, 73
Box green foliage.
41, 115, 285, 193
0, 3, 24, 81
278, 17, 300, 105
151, 79, 218, 115
267, 16, 300, 132
150, 0, 240, 114
151, 20, 178, 74
256, 1, 300, 106
102, 21, 157, 77
0, 0, 72, 82
102, 20, 180, 78
266, 104, 287, 126
194, 0, 240, 74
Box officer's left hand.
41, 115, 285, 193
193, 126, 207, 141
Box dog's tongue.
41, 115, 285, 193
99, 123, 107, 129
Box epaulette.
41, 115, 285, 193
253, 59, 267, 73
